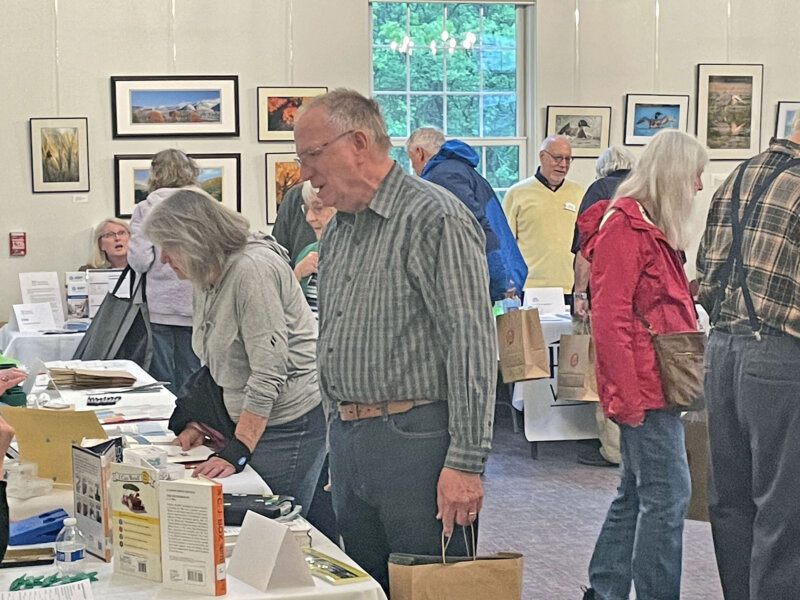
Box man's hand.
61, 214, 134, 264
172, 423, 205, 451
574, 297, 590, 320
436, 467, 483, 537
192, 456, 235, 479
294, 251, 318, 279
0, 367, 27, 394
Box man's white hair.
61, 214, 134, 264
406, 126, 445, 155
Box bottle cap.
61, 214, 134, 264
63, 517, 77, 526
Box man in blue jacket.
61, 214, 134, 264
406, 127, 526, 300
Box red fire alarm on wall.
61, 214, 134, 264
9, 232, 26, 256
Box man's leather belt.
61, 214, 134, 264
337, 399, 436, 421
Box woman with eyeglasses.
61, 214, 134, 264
81, 218, 130, 270
293, 181, 337, 314
127, 149, 201, 393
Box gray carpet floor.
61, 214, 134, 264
478, 407, 724, 600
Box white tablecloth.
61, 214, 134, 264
0, 324, 84, 367
511, 315, 598, 442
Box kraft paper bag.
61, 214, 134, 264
496, 308, 549, 383
557, 334, 599, 402
388, 552, 523, 600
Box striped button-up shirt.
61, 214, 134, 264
317, 163, 497, 473
697, 137, 800, 337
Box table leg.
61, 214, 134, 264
530, 441, 538, 460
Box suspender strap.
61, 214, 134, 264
710, 157, 800, 338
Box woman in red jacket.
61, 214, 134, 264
581, 130, 707, 600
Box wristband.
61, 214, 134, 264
575, 292, 589, 300
212, 438, 252, 473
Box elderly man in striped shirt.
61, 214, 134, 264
293, 89, 497, 593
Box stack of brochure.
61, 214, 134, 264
49, 367, 136, 389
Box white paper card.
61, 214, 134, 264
19, 271, 65, 327
12, 303, 57, 332
227, 511, 314, 591
86, 269, 126, 318
0, 579, 94, 599
524, 287, 567, 314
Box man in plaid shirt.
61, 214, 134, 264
697, 111, 800, 600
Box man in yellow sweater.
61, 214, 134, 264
502, 135, 585, 302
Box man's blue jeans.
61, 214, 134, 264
149, 323, 200, 394
706, 330, 800, 600
588, 409, 690, 600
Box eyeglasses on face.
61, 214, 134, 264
101, 230, 129, 240
294, 129, 355, 166
542, 149, 573, 165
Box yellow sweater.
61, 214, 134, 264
502, 175, 584, 293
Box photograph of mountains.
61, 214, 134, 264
129, 89, 221, 124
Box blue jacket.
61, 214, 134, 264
421, 140, 527, 300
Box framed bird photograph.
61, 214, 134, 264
624, 94, 689, 146
696, 64, 763, 160
775, 101, 800, 139
545, 106, 611, 158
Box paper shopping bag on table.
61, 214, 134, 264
496, 308, 549, 382
388, 552, 523, 600
557, 334, 599, 401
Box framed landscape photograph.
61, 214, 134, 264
114, 153, 241, 218
775, 101, 800, 139
265, 152, 300, 224
624, 94, 689, 145
696, 64, 763, 160
545, 106, 611, 158
111, 75, 239, 138
257, 86, 327, 141
29, 117, 89, 193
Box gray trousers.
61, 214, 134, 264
705, 330, 800, 600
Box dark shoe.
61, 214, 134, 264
577, 447, 619, 467
581, 586, 598, 600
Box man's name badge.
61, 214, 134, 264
564, 202, 577, 212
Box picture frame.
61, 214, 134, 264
257, 87, 328, 141
775, 101, 800, 139
114, 153, 241, 218
110, 75, 239, 138
545, 106, 611, 158
624, 94, 689, 145
265, 152, 300, 224
29, 117, 90, 193
696, 64, 763, 160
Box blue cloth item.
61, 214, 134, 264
421, 140, 527, 299
588, 409, 690, 600
149, 323, 200, 394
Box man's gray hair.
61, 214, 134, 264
406, 126, 445, 154
613, 130, 707, 251
540, 135, 571, 152
143, 188, 250, 287
297, 88, 392, 153
148, 149, 199, 192
595, 145, 635, 178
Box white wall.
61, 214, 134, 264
0, 0, 370, 318
2, 0, 799, 318
535, 0, 800, 276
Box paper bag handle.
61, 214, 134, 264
440, 523, 477, 564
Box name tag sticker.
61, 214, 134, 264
564, 202, 577, 212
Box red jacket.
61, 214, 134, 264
585, 197, 696, 426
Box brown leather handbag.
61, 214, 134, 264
649, 330, 705, 411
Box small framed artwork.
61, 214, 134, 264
29, 117, 90, 193
624, 94, 689, 145
545, 106, 611, 158
114, 153, 241, 218
110, 75, 239, 138
265, 152, 300, 224
257, 87, 328, 141
696, 64, 763, 160
775, 101, 800, 139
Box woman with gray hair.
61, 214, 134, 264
143, 189, 326, 517
127, 149, 200, 393
581, 130, 707, 600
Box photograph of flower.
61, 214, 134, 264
257, 87, 327, 141
29, 117, 90, 193
266, 153, 300, 223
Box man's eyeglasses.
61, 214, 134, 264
294, 130, 355, 166
542, 149, 573, 165
100, 230, 129, 241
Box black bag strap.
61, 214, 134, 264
110, 266, 147, 302
709, 157, 800, 338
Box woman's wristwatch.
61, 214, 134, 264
575, 291, 589, 300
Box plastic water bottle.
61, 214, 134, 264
55, 517, 86, 575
